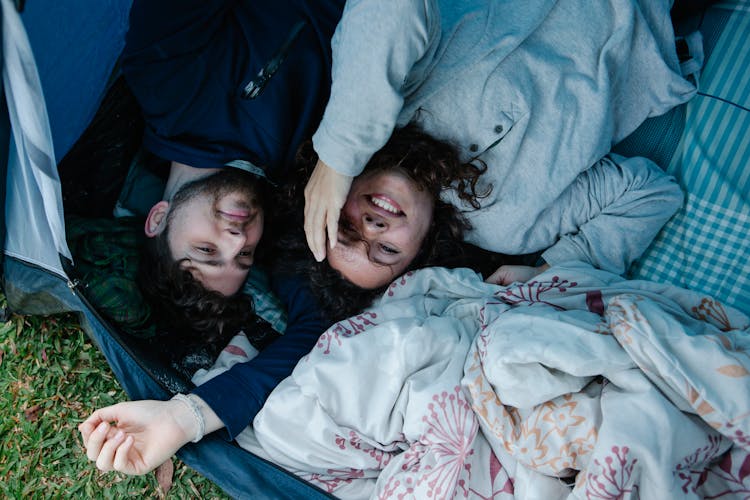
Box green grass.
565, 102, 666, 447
0, 297, 230, 499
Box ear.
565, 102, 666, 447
144, 201, 170, 238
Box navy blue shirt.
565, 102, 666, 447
122, 0, 343, 183
192, 274, 330, 439
122, 0, 342, 438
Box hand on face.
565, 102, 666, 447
304, 159, 353, 262
78, 400, 193, 476
326, 169, 434, 289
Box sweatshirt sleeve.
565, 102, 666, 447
539, 154, 683, 274
191, 274, 329, 439
312, 0, 436, 176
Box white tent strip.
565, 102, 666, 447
2, 0, 71, 277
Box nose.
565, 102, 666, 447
361, 213, 388, 234
221, 222, 249, 251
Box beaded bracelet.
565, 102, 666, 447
171, 393, 205, 443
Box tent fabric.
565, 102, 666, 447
20, 0, 131, 161
2, 0, 69, 276
629, 2, 750, 315
0, 17, 8, 269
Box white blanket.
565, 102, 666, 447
203, 263, 750, 499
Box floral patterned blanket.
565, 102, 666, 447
203, 263, 750, 499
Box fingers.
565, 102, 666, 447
95, 428, 128, 472
326, 205, 340, 252
303, 158, 355, 262
485, 265, 520, 285
484, 266, 507, 285
80, 417, 127, 473
85, 422, 136, 474
79, 403, 123, 447
78, 416, 102, 447
303, 202, 327, 262
304, 160, 333, 262
486, 265, 547, 285
113, 434, 136, 472
83, 421, 112, 464
303, 171, 323, 262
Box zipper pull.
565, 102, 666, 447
242, 20, 307, 99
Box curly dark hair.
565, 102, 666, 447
270, 123, 490, 321
136, 228, 259, 358
138, 124, 493, 337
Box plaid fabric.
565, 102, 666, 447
630, 195, 750, 313
630, 1, 750, 315
242, 267, 288, 335
66, 216, 157, 338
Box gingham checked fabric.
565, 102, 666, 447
630, 0, 750, 315
630, 194, 750, 313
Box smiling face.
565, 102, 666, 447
326, 168, 434, 289
145, 169, 264, 296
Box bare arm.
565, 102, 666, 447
79, 395, 222, 475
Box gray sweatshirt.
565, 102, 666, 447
312, 0, 694, 273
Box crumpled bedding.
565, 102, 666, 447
201, 263, 750, 499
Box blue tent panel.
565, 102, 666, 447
21, 0, 132, 161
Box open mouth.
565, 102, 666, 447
369, 195, 404, 215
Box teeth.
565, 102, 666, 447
371, 196, 399, 214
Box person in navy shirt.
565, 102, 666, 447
122, 0, 343, 182
77, 0, 343, 475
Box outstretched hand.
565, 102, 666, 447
78, 400, 193, 476
485, 264, 550, 285
304, 158, 353, 262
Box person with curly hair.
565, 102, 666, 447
92, 0, 489, 474
303, 0, 692, 285
71, 0, 342, 476
269, 123, 490, 321
82, 0, 688, 478
79, 125, 489, 476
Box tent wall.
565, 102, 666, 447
2, 0, 69, 277
0, 25, 8, 274
2, 257, 79, 316
20, 0, 131, 161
